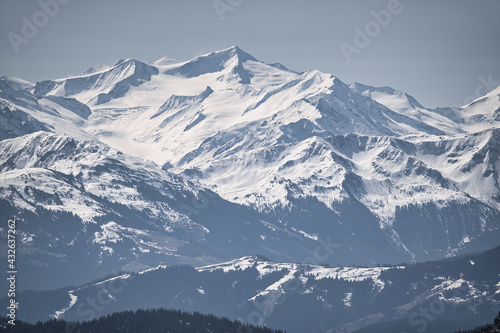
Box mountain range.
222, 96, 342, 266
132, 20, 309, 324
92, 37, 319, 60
7, 246, 500, 333
0, 46, 499, 327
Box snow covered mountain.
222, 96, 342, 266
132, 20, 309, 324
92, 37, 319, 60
33, 59, 159, 106
10, 246, 500, 333
1, 46, 500, 292
0, 130, 351, 290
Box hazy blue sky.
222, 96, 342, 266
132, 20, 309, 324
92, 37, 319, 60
1, 0, 499, 108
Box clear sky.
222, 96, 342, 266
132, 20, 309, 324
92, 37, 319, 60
1, 0, 499, 108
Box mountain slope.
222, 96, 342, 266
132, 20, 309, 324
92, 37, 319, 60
10, 246, 500, 333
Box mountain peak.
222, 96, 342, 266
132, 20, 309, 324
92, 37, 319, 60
166, 46, 257, 84
82, 64, 111, 76
218, 45, 258, 62
189, 45, 258, 67
0, 76, 34, 91
152, 56, 180, 66
114, 58, 134, 66
32, 57, 158, 103
463, 85, 500, 108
